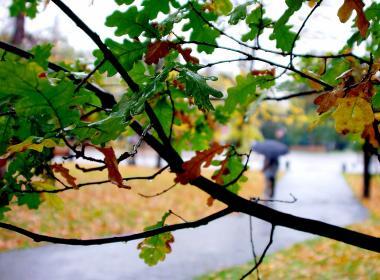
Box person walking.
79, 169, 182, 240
263, 156, 279, 198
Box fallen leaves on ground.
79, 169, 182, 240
0, 163, 263, 251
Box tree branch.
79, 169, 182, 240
0, 208, 233, 245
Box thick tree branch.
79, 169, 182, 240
0, 208, 233, 245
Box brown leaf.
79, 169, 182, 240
51, 163, 77, 188
314, 91, 339, 114
145, 41, 173, 65
338, 0, 369, 38
93, 146, 130, 189
175, 142, 228, 185
145, 41, 199, 65
174, 45, 200, 64
362, 124, 380, 148
211, 157, 230, 185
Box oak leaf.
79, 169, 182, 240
338, 0, 369, 37
175, 143, 228, 185
145, 41, 173, 65
7, 137, 58, 154
51, 164, 78, 189
145, 41, 199, 65
314, 91, 339, 114
332, 97, 374, 134
93, 146, 130, 189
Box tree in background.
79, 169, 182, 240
0, 0, 379, 277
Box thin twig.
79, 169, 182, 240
241, 224, 276, 279
138, 183, 177, 198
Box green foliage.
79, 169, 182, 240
182, 2, 220, 54
93, 39, 146, 77
225, 74, 274, 114
9, 0, 40, 18
269, 0, 303, 52
178, 70, 223, 111
137, 212, 174, 266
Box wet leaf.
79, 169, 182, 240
93, 146, 130, 189
175, 142, 228, 184
137, 212, 174, 266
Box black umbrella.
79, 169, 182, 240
252, 139, 289, 158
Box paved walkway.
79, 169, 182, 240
0, 153, 370, 280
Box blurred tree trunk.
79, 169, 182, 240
11, 13, 25, 45
363, 140, 372, 198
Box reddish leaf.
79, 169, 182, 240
93, 146, 130, 189
175, 142, 228, 185
174, 45, 200, 64
145, 41, 173, 65
173, 79, 185, 91
362, 124, 379, 148
145, 40, 199, 65
337, 0, 369, 38
211, 157, 230, 185
175, 111, 193, 128
251, 68, 275, 76
51, 163, 77, 188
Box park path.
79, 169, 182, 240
0, 152, 369, 280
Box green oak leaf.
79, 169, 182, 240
228, 3, 248, 25
93, 39, 146, 77
137, 212, 174, 266
269, 0, 303, 52
9, 0, 40, 18
30, 44, 53, 70
74, 68, 170, 144
213, 0, 233, 16
16, 193, 41, 209
179, 70, 223, 111
182, 3, 220, 54
141, 0, 171, 20
0, 61, 95, 130
106, 6, 151, 38
225, 74, 274, 114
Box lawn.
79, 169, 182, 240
197, 174, 380, 279
0, 163, 264, 251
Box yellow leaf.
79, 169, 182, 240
332, 97, 374, 134
308, 0, 317, 8
33, 181, 64, 211
337, 0, 369, 37
7, 137, 59, 153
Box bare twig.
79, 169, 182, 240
138, 183, 177, 198
241, 224, 275, 279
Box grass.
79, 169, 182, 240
0, 163, 265, 251
197, 174, 380, 280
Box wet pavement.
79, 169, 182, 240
0, 152, 371, 280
